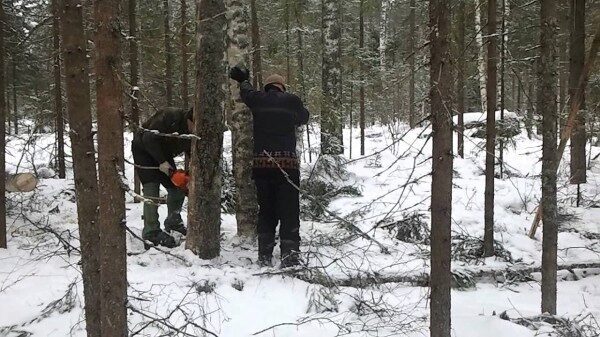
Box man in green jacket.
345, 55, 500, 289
131, 107, 193, 248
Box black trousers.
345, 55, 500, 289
254, 171, 301, 257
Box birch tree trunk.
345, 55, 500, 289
186, 0, 226, 259
379, 0, 390, 72
429, 0, 453, 335
321, 0, 343, 155
225, 0, 257, 238
59, 0, 101, 334
475, 0, 487, 113
94, 0, 127, 333
539, 0, 559, 316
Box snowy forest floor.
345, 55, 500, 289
1, 113, 600, 337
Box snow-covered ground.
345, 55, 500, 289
1, 114, 599, 336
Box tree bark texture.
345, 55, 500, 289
181, 0, 189, 107
249, 0, 262, 89
128, 0, 141, 197
186, 0, 226, 259
225, 0, 257, 238
409, 0, 416, 129
295, 1, 310, 162
163, 0, 174, 106
483, 0, 497, 257
359, 0, 365, 156
94, 0, 127, 333
12, 59, 17, 135
569, 0, 586, 185
475, 0, 487, 114
321, 0, 343, 155
429, 0, 453, 335
53, 0, 66, 179
456, 0, 465, 158
0, 1, 6, 249
539, 0, 559, 316
59, 0, 101, 334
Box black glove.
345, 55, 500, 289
229, 65, 250, 83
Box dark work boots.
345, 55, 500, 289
280, 240, 301, 268
143, 230, 177, 249
164, 213, 187, 236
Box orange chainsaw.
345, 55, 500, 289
170, 169, 190, 193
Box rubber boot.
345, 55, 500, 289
165, 188, 187, 235
142, 183, 161, 239
280, 239, 300, 268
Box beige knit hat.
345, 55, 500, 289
264, 74, 286, 91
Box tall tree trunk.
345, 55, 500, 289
94, 0, 127, 333
249, 0, 263, 88
129, 0, 141, 197
429, 0, 453, 335
225, 0, 257, 238
475, 0, 487, 114
295, 1, 310, 162
409, 0, 416, 128
483, 0, 497, 257
539, 0, 558, 316
0, 0, 6, 249
181, 0, 189, 107
186, 0, 226, 259
558, 0, 569, 134
569, 0, 586, 187
321, 0, 343, 155
379, 0, 390, 72
163, 0, 174, 106
53, 0, 66, 179
359, 0, 366, 155
499, 0, 506, 178
59, 0, 101, 334
12, 60, 17, 135
456, 0, 465, 158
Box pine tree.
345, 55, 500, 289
456, 0, 466, 158
0, 0, 6, 249
128, 0, 141, 197
94, 0, 128, 333
181, 0, 189, 107
52, 0, 66, 179
250, 0, 263, 88
483, 0, 497, 257
59, 0, 101, 334
539, 0, 559, 315
359, 0, 366, 155
163, 0, 174, 106
569, 0, 586, 193
186, 0, 227, 259
429, 0, 453, 335
225, 0, 258, 238
408, 0, 416, 129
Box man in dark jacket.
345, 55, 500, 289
132, 107, 193, 248
229, 65, 309, 267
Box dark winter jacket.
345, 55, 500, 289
132, 107, 192, 165
239, 81, 309, 177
